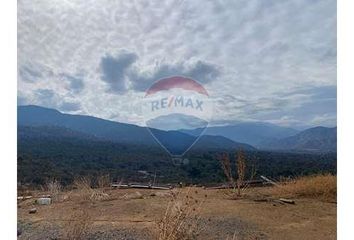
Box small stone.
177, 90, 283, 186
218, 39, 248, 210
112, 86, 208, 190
29, 208, 37, 214
37, 197, 51, 205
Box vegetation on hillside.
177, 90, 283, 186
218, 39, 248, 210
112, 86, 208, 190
18, 134, 336, 186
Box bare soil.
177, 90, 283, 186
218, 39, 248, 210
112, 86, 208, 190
17, 187, 336, 240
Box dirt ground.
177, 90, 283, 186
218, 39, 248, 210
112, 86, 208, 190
17, 187, 336, 240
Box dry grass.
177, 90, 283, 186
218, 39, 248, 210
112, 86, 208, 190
64, 207, 92, 240
271, 174, 336, 202
157, 188, 207, 240
63, 176, 112, 239
73, 176, 92, 192
43, 179, 63, 202
73, 176, 109, 202
97, 174, 111, 189
72, 177, 92, 201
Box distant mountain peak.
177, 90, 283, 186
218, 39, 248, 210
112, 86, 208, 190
18, 105, 256, 154
18, 105, 61, 113
260, 126, 337, 152
181, 122, 299, 147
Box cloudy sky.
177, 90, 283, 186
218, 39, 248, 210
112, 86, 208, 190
18, 0, 336, 128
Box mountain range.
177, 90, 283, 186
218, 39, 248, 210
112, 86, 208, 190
18, 105, 337, 153
261, 126, 337, 152
181, 123, 337, 153
18, 105, 255, 154
180, 122, 299, 147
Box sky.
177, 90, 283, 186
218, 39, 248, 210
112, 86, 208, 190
18, 0, 336, 129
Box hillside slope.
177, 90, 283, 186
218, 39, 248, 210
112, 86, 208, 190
181, 122, 299, 146
18, 106, 256, 154
260, 127, 337, 152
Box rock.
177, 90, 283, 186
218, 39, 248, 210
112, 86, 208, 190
37, 197, 51, 205
17, 229, 22, 236
29, 208, 37, 214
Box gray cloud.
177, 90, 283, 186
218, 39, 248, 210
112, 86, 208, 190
18, 0, 336, 127
304, 85, 336, 100
62, 74, 85, 94
129, 60, 221, 91
99, 51, 221, 93
19, 66, 42, 83
242, 86, 337, 127
18, 62, 54, 83
187, 61, 221, 82
212, 85, 337, 128
278, 85, 336, 99
100, 52, 138, 93
35, 89, 55, 104
34, 89, 81, 113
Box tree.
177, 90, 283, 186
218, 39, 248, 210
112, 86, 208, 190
236, 149, 246, 196
219, 149, 247, 197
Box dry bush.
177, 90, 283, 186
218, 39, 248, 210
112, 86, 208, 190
90, 190, 110, 201
73, 176, 109, 202
65, 208, 92, 240
271, 174, 337, 202
73, 176, 92, 201
97, 174, 111, 189
219, 150, 253, 199
236, 150, 246, 196
43, 179, 62, 202
220, 153, 235, 188
157, 188, 207, 240
73, 176, 92, 192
